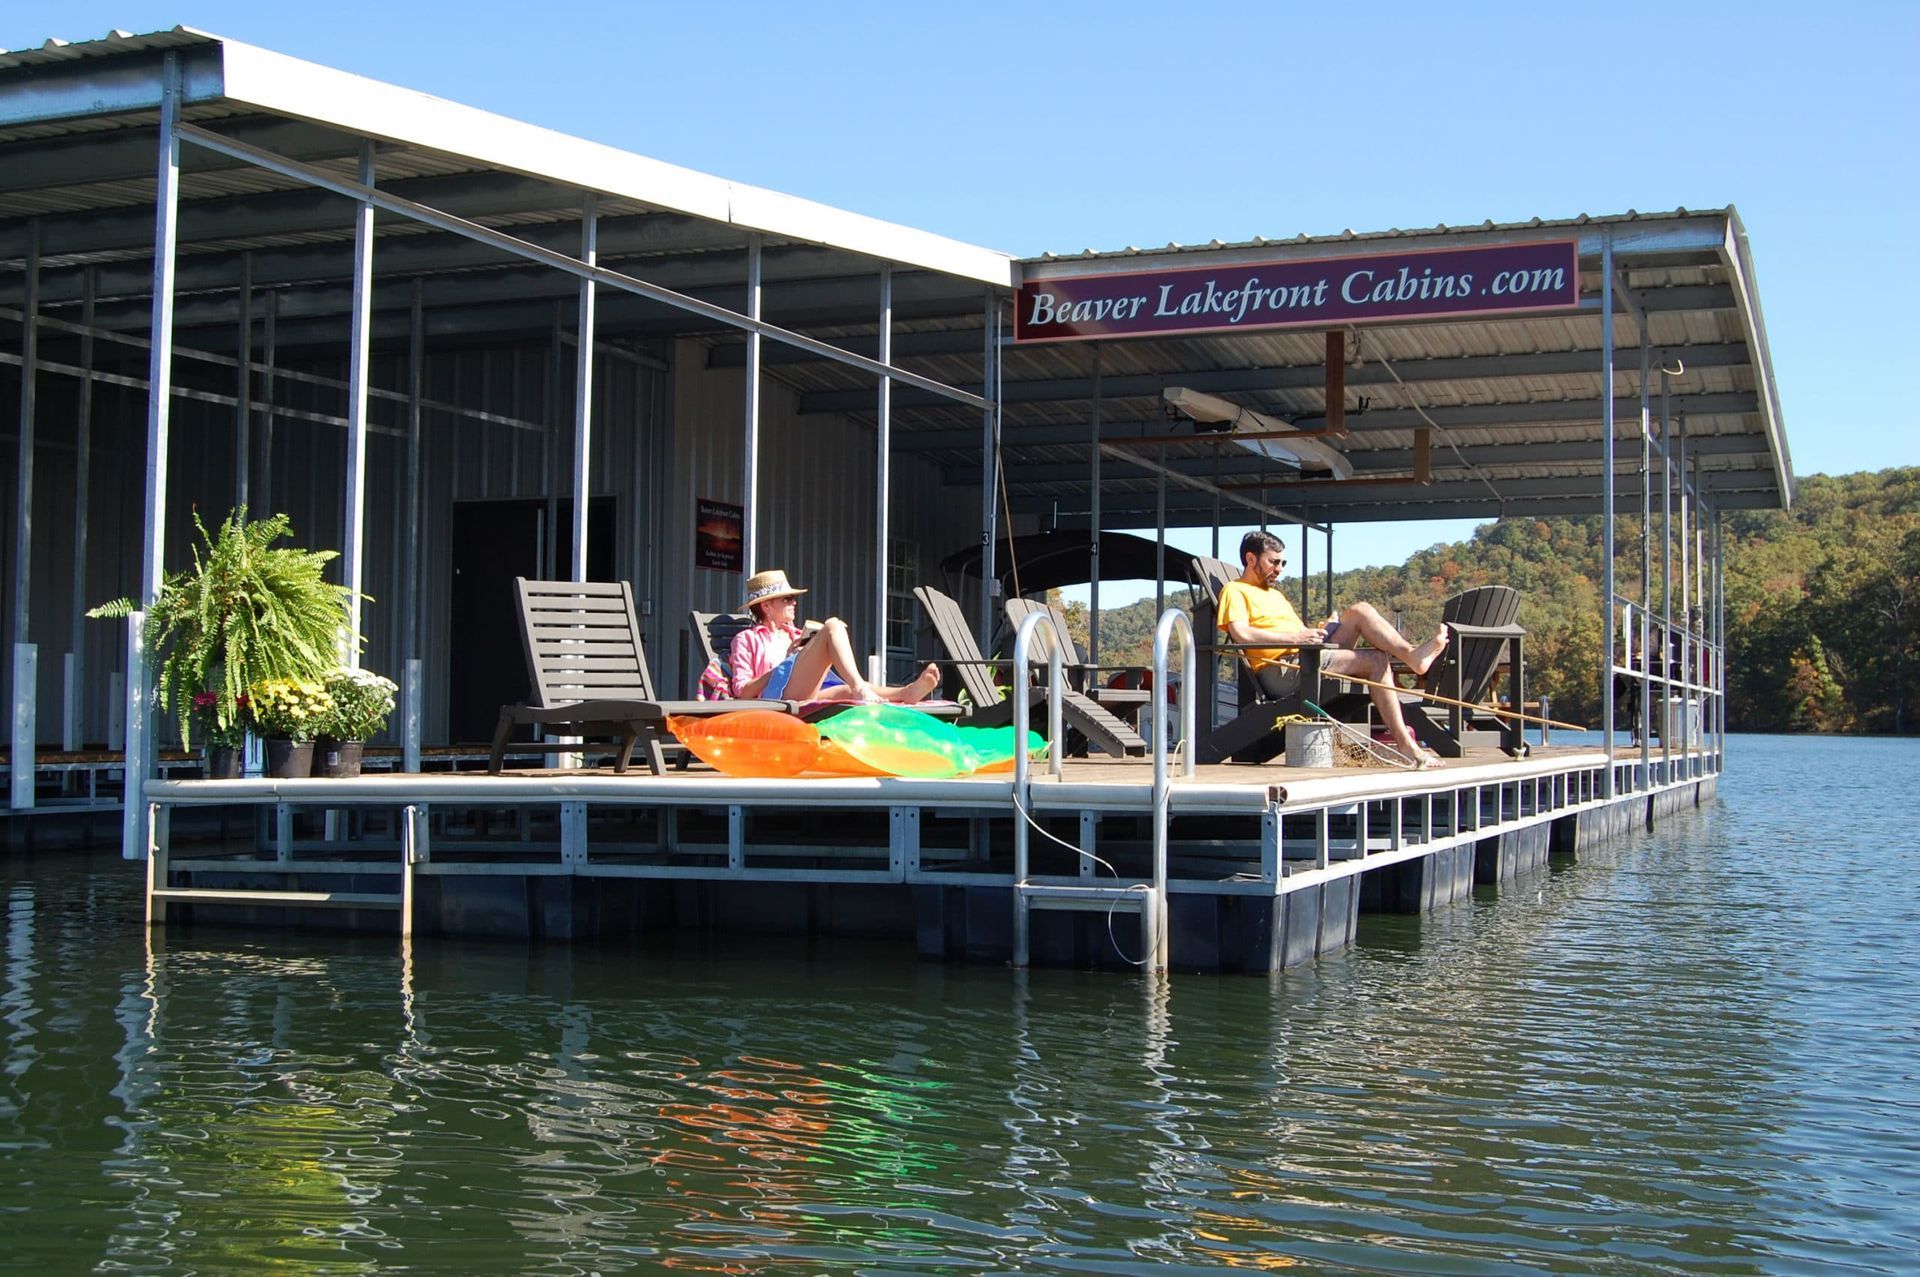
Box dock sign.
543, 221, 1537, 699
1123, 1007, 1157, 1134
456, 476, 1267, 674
1014, 240, 1579, 343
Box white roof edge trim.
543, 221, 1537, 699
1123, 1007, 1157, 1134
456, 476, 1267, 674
1721, 209, 1794, 509
1017, 215, 1732, 283
212, 38, 1014, 289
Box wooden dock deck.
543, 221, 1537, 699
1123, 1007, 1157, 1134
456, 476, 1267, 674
134, 740, 1721, 972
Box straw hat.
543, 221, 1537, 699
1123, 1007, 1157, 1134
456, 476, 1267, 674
742, 568, 807, 611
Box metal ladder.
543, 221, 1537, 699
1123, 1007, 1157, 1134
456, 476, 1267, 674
1010, 608, 1194, 970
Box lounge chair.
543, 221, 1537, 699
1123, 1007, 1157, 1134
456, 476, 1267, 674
1001, 597, 1152, 727
1404, 585, 1527, 757
1188, 555, 1365, 764
914, 585, 1145, 758
490, 579, 785, 776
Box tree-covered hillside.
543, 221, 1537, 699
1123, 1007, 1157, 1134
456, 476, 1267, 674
1056, 468, 1917, 734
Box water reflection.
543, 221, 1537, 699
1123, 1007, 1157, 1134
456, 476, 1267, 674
0, 736, 1915, 1272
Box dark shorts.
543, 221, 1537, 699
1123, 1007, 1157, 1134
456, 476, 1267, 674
1255, 663, 1303, 700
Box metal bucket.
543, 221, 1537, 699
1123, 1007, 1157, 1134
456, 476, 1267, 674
1284, 721, 1335, 768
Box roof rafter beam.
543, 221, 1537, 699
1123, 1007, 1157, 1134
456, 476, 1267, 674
801, 341, 1748, 414
898, 392, 1758, 450
170, 121, 991, 410
974, 431, 1772, 488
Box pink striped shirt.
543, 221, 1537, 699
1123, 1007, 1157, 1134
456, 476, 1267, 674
729, 621, 804, 697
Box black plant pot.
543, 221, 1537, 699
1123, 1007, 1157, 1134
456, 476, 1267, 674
312, 737, 364, 778
264, 737, 313, 779
205, 746, 243, 779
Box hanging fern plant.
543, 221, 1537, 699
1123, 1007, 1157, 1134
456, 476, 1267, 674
90, 508, 358, 748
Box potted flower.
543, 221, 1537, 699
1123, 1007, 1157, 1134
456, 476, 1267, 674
194, 690, 251, 778
312, 668, 397, 778
248, 677, 335, 778
89, 508, 355, 752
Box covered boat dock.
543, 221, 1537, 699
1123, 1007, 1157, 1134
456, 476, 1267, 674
0, 28, 1786, 969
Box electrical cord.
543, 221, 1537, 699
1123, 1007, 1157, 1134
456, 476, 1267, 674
1007, 731, 1186, 967
1350, 328, 1503, 504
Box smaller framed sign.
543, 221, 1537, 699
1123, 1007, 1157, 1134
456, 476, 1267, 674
695, 498, 743, 572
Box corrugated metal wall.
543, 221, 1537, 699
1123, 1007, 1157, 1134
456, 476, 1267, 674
659, 338, 984, 697
1, 331, 982, 745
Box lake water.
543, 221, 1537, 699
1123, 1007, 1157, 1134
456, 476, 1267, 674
2, 734, 1915, 1274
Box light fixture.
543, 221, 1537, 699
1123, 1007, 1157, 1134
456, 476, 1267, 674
1161, 387, 1354, 480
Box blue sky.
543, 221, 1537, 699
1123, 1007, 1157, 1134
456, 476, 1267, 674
11, 2, 1916, 585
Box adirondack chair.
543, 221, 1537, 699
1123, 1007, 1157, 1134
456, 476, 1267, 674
1187, 555, 1365, 764
490, 579, 786, 776
1001, 597, 1152, 727
1404, 585, 1527, 757
914, 585, 1145, 758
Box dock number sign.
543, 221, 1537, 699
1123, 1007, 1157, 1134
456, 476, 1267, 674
1014, 240, 1579, 343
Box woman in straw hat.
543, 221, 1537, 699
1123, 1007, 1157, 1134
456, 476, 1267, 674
730, 568, 940, 704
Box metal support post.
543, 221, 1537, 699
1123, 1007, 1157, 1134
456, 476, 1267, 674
874, 265, 892, 681
12, 221, 39, 707
1599, 232, 1617, 797
342, 141, 376, 659
404, 280, 424, 674
235, 251, 252, 509
259, 289, 277, 503
66, 269, 97, 755
1154, 447, 1166, 618
1088, 344, 1102, 665
1639, 328, 1652, 785
1299, 510, 1310, 616
402, 657, 422, 774
127, 57, 182, 863
571, 194, 597, 582
742, 234, 763, 574
980, 290, 1001, 654
1660, 366, 1674, 782
10, 645, 35, 809
119, 614, 148, 860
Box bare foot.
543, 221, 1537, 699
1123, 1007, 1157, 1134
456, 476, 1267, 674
889, 663, 942, 704
1407, 624, 1450, 677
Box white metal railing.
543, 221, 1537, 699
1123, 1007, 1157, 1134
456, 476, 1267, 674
1149, 607, 1198, 971
1010, 607, 1065, 968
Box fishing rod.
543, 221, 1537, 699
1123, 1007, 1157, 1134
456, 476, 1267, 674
1275, 658, 1588, 732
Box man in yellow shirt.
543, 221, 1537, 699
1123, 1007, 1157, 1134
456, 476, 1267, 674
1218, 530, 1450, 765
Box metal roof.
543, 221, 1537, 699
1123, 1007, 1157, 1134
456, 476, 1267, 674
729, 208, 1793, 525
0, 28, 1791, 529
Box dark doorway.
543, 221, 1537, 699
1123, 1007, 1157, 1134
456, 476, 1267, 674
447, 497, 616, 743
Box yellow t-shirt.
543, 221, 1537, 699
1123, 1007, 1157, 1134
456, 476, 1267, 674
1216, 579, 1305, 672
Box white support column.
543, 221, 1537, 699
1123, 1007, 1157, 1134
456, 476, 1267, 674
341, 141, 376, 662
1088, 344, 1102, 666
66, 268, 96, 754
235, 251, 252, 510
119, 615, 147, 860
874, 265, 892, 682
1599, 232, 1617, 797
742, 234, 763, 575
12, 220, 38, 683
259, 289, 277, 504
128, 55, 182, 862
10, 645, 35, 810
571, 194, 598, 582
979, 290, 1001, 653
403, 279, 423, 673
1640, 323, 1653, 783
